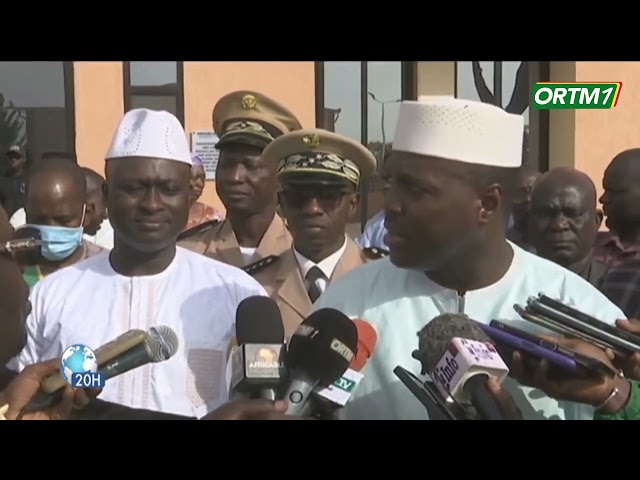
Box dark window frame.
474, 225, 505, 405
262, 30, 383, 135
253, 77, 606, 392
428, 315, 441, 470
0, 62, 76, 160
454, 61, 550, 173
122, 62, 185, 125
314, 61, 417, 231
63, 62, 76, 158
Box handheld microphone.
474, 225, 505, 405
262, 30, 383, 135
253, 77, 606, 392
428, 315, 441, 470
310, 319, 378, 416
282, 308, 358, 416
228, 296, 286, 401
413, 313, 509, 420
21, 326, 179, 414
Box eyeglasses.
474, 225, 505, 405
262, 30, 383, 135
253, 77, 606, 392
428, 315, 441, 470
280, 188, 352, 211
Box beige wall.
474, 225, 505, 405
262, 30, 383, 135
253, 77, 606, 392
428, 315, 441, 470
183, 62, 316, 212
416, 62, 455, 96
73, 61, 640, 224
73, 61, 316, 215
573, 62, 640, 203
73, 62, 124, 177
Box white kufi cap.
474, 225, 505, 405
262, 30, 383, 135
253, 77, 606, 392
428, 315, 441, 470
105, 108, 192, 166
393, 97, 524, 168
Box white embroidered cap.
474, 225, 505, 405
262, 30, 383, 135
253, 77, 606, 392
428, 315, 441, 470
105, 109, 192, 166
393, 97, 524, 168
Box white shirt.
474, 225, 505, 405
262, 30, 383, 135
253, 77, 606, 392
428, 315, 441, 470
239, 246, 257, 264
293, 236, 348, 294
7, 247, 267, 418
10, 207, 115, 250
84, 220, 114, 250
356, 211, 388, 250
312, 242, 625, 420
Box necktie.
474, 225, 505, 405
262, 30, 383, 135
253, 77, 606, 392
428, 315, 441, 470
306, 266, 324, 303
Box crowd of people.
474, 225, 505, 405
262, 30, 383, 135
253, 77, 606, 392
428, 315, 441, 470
2, 89, 640, 420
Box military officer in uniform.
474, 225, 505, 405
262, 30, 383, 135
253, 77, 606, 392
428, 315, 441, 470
179, 91, 300, 268
244, 128, 388, 338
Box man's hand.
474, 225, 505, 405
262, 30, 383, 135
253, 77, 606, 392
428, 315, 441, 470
485, 377, 523, 420
0, 359, 101, 420
510, 336, 630, 415
201, 399, 313, 420
613, 319, 640, 380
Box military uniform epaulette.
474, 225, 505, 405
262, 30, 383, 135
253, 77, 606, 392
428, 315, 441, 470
362, 247, 389, 260
242, 255, 280, 275
177, 219, 220, 241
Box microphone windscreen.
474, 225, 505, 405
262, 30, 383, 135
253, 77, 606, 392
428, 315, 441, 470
351, 319, 378, 371
235, 296, 284, 344
288, 308, 358, 385
415, 313, 491, 374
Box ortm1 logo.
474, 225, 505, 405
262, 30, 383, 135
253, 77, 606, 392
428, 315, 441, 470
533, 82, 622, 110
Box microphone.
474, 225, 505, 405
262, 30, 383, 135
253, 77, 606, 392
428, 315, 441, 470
310, 320, 378, 416
350, 319, 378, 371
281, 308, 358, 416
413, 313, 509, 420
228, 296, 286, 401
21, 326, 179, 414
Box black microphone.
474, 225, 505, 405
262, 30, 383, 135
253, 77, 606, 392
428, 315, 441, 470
20, 326, 179, 414
413, 313, 510, 420
281, 308, 358, 416
228, 296, 286, 401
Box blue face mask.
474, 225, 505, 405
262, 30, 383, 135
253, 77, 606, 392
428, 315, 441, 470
26, 206, 86, 261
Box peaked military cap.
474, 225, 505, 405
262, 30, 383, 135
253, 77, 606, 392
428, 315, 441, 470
212, 91, 302, 151
261, 128, 377, 188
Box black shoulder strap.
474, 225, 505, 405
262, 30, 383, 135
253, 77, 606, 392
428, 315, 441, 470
177, 219, 220, 241
242, 255, 280, 275
362, 247, 389, 260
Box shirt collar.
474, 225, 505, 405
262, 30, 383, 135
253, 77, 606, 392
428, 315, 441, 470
293, 235, 348, 280
595, 231, 640, 253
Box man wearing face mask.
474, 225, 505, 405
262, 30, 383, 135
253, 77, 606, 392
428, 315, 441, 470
21, 158, 104, 287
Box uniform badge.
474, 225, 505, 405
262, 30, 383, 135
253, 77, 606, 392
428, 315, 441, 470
242, 95, 257, 110
303, 133, 321, 147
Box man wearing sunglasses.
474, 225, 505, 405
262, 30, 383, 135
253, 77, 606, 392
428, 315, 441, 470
247, 129, 386, 339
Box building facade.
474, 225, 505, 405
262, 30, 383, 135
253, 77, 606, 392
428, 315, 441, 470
1, 61, 637, 227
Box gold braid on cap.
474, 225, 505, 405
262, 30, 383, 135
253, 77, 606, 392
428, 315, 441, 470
221, 121, 275, 142
277, 152, 360, 185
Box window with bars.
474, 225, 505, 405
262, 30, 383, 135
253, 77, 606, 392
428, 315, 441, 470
0, 61, 76, 164
455, 61, 549, 172
123, 62, 185, 125
315, 61, 417, 231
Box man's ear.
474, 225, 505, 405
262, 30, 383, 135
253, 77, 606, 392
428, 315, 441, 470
595, 208, 604, 228
347, 192, 361, 221
478, 184, 502, 224
83, 203, 96, 228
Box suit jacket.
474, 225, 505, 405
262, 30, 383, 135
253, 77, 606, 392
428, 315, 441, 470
178, 214, 292, 269
248, 238, 387, 339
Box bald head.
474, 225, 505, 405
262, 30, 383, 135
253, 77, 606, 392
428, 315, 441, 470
601, 149, 640, 237
528, 167, 601, 267
608, 148, 640, 175
25, 158, 86, 227
82, 167, 105, 194
531, 167, 597, 208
